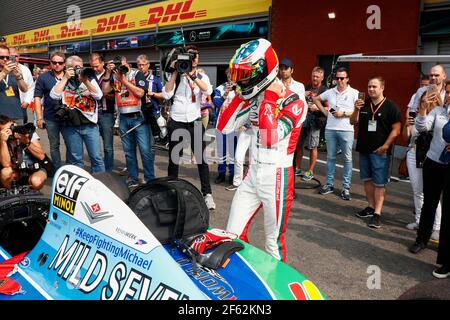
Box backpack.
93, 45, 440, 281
127, 177, 209, 244
126, 176, 243, 270
415, 131, 433, 168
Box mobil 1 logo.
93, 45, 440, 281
53, 170, 88, 215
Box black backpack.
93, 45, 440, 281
127, 177, 209, 244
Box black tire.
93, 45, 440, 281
398, 279, 450, 300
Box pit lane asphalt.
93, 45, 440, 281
35, 120, 438, 300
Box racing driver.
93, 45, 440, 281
217, 39, 306, 262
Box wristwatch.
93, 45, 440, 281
343, 111, 346, 117
190, 73, 197, 81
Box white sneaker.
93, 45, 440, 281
431, 230, 440, 242
406, 222, 419, 230
204, 194, 216, 210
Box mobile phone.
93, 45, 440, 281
427, 84, 437, 95
8, 55, 16, 63
358, 92, 365, 100
328, 108, 336, 114
408, 111, 417, 118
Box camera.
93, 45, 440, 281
113, 56, 129, 75
54, 107, 70, 122
161, 47, 195, 74
9, 123, 36, 140
73, 66, 95, 79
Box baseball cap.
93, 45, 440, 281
280, 58, 294, 68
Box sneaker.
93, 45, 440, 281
126, 178, 140, 192
294, 168, 304, 176
406, 222, 419, 230
215, 174, 225, 184
431, 230, 440, 242
340, 188, 351, 201
119, 167, 128, 176
301, 170, 314, 181
204, 194, 216, 210
319, 184, 334, 195
368, 214, 381, 229
225, 184, 238, 191
409, 241, 426, 254
432, 265, 450, 279
355, 207, 375, 218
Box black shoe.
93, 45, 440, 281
215, 174, 225, 184
368, 214, 381, 228
409, 241, 426, 254
356, 206, 375, 218
432, 265, 450, 279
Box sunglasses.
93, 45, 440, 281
335, 77, 347, 81
51, 61, 64, 65
0, 56, 9, 60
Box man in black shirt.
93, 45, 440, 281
294, 66, 328, 182
350, 76, 401, 228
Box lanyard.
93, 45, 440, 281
370, 97, 386, 121
2, 74, 9, 87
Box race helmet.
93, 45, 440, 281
229, 38, 279, 99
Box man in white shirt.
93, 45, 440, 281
9, 47, 34, 123
162, 45, 215, 210
314, 67, 359, 200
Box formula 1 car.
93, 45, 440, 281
0, 165, 325, 300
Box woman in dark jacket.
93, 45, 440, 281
435, 118, 450, 278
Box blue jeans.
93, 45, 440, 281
45, 119, 64, 169
98, 112, 115, 172
325, 129, 354, 189
359, 152, 391, 187
61, 124, 105, 173
215, 129, 237, 177
119, 113, 155, 182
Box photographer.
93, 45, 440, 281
0, 115, 53, 190
162, 45, 215, 210
0, 45, 28, 124
136, 54, 163, 142
50, 55, 105, 173
102, 55, 155, 190
89, 53, 115, 172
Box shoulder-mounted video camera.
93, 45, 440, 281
161, 47, 196, 75
113, 56, 129, 75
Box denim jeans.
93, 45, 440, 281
45, 119, 64, 169
325, 129, 354, 189
215, 129, 237, 177
119, 113, 155, 182
61, 124, 105, 173
98, 112, 115, 172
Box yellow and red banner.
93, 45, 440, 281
4, 0, 271, 47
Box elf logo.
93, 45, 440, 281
53, 170, 88, 215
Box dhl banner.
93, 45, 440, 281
4, 0, 271, 47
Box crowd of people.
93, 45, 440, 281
0, 39, 449, 279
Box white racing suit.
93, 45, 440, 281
217, 88, 306, 262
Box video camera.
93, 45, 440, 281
161, 47, 196, 74
113, 56, 129, 75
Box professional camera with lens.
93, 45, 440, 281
9, 123, 36, 140
67, 66, 95, 90
113, 56, 129, 75
54, 107, 70, 122
161, 47, 195, 75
